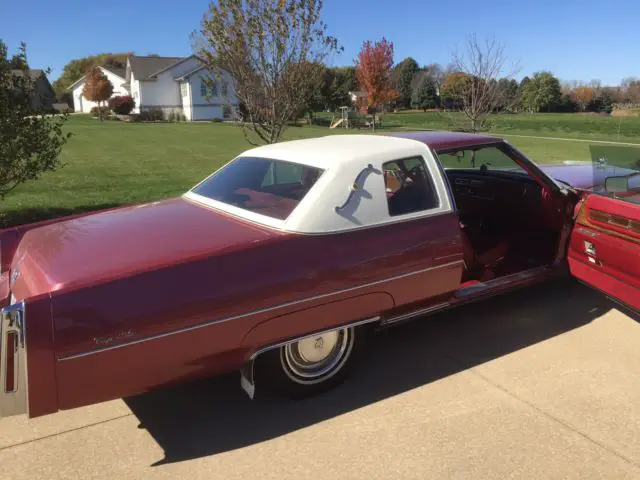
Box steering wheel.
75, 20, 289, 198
406, 165, 425, 184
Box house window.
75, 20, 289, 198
221, 81, 228, 96
383, 157, 439, 216
200, 79, 217, 97
180, 83, 188, 97
223, 105, 232, 119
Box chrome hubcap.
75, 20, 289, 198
281, 328, 354, 384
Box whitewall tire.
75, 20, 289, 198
258, 325, 367, 397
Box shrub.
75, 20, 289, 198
139, 108, 164, 121
89, 106, 110, 117
108, 95, 135, 115
167, 110, 187, 122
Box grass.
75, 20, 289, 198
320, 110, 640, 142
1, 113, 639, 228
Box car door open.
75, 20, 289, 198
567, 145, 640, 313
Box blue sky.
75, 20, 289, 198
3, 0, 639, 85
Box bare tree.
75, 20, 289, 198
448, 35, 519, 132
195, 0, 340, 145
425, 63, 452, 93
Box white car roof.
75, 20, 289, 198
184, 134, 454, 234
241, 135, 427, 170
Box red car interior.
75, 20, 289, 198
445, 169, 562, 282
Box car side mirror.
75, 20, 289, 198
604, 176, 629, 193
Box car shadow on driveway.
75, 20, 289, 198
123, 278, 626, 466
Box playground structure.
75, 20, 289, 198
329, 106, 383, 129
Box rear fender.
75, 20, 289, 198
240, 292, 394, 354
0, 206, 124, 274
238, 292, 394, 398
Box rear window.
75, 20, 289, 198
191, 157, 324, 220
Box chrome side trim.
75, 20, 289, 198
249, 316, 382, 363
576, 227, 599, 238
58, 260, 464, 362
0, 301, 28, 418
379, 302, 451, 327
240, 316, 381, 399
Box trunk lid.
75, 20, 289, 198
10, 197, 279, 298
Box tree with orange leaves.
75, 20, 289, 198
82, 65, 113, 121
572, 86, 595, 111
355, 37, 397, 130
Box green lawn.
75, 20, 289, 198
319, 110, 640, 142
1, 113, 639, 228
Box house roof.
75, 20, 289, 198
173, 64, 206, 81
11, 69, 45, 79
100, 65, 126, 79
11, 69, 54, 95
68, 65, 126, 90
128, 56, 186, 80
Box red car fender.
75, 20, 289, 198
240, 292, 395, 359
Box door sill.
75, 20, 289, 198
455, 265, 553, 299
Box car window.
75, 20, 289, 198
261, 161, 306, 186
192, 157, 324, 220
438, 146, 523, 172
589, 145, 640, 206
383, 156, 439, 216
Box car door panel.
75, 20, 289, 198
568, 194, 640, 312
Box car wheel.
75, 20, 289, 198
258, 325, 368, 397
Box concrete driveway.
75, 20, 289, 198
1, 278, 638, 479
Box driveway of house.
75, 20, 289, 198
0, 278, 638, 479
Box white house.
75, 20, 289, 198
70, 65, 128, 113
125, 55, 239, 121
69, 55, 239, 121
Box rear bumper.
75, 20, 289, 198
568, 257, 640, 313
0, 301, 28, 418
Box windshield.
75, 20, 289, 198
191, 157, 325, 220
438, 145, 526, 173
589, 145, 640, 205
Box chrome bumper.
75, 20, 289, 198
0, 301, 28, 418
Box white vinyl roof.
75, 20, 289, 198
240, 135, 428, 170
184, 134, 453, 234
